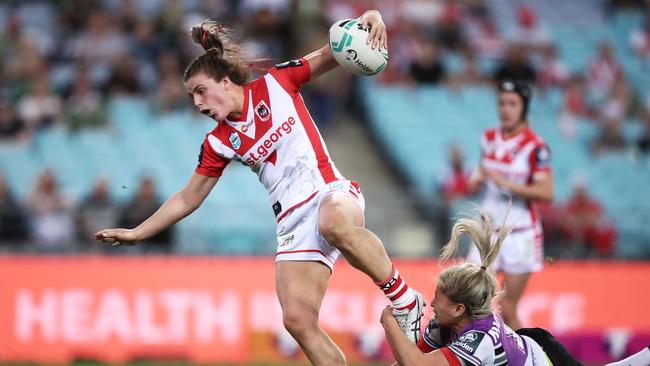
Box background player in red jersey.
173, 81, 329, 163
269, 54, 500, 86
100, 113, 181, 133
467, 80, 554, 330
95, 9, 424, 366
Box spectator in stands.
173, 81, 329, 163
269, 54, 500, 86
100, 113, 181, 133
558, 75, 593, 139
0, 173, 28, 249
436, 0, 466, 52
509, 5, 551, 53
537, 44, 569, 90
587, 41, 623, 98
26, 170, 75, 253
562, 181, 617, 258
153, 0, 184, 49
76, 178, 119, 253
449, 51, 486, 88
592, 120, 627, 154
69, 11, 129, 64
537, 201, 566, 257
105, 55, 142, 95
153, 51, 187, 114
132, 19, 163, 64
2, 24, 48, 102
17, 76, 62, 131
630, 21, 650, 62
434, 145, 473, 241
118, 177, 173, 253
493, 43, 537, 85
599, 73, 633, 124
244, 6, 292, 61
465, 12, 504, 60
0, 94, 29, 142
637, 104, 650, 155
592, 74, 633, 154
65, 70, 107, 132
408, 34, 447, 85
563, 75, 591, 117
440, 146, 472, 201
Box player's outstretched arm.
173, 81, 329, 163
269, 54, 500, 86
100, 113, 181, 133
305, 9, 387, 80
95, 173, 219, 246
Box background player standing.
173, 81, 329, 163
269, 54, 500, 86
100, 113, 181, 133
468, 81, 554, 330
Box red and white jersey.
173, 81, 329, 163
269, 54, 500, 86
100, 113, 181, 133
480, 127, 551, 230
195, 58, 344, 222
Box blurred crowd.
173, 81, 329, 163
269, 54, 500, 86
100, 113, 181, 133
0, 0, 649, 256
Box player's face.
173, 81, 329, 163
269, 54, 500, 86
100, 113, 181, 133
431, 288, 464, 327
185, 72, 232, 122
498, 92, 524, 130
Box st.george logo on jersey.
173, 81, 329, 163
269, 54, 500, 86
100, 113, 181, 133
229, 131, 241, 149
255, 100, 271, 122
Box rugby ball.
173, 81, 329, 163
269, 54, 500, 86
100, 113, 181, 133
328, 19, 388, 76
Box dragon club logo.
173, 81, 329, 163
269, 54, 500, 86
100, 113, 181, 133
255, 100, 271, 122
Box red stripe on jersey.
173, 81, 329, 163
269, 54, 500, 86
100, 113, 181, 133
265, 150, 277, 165
276, 190, 319, 222
293, 94, 337, 183
417, 337, 435, 353
276, 249, 326, 256
440, 347, 462, 366
195, 135, 230, 178
251, 78, 273, 139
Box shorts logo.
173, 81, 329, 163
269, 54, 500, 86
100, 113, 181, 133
229, 132, 241, 150
278, 233, 295, 248
255, 100, 271, 122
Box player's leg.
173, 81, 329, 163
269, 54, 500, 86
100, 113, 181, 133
276, 261, 346, 366
318, 190, 423, 342
500, 272, 530, 330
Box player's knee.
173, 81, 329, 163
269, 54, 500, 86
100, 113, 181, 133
282, 307, 319, 340
319, 219, 352, 249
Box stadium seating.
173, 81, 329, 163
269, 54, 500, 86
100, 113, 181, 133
0, 99, 276, 254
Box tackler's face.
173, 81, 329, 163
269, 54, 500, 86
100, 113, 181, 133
498, 91, 525, 130
431, 288, 465, 328
185, 72, 233, 122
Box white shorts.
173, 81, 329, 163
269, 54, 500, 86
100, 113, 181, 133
275, 180, 365, 271
467, 224, 543, 274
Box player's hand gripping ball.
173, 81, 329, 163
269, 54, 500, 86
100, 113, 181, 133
329, 18, 388, 76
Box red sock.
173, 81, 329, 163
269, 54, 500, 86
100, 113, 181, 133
375, 265, 417, 311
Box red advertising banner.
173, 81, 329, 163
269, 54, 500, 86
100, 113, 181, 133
0, 256, 648, 363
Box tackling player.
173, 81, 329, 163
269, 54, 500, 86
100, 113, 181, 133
381, 212, 580, 366
95, 9, 424, 366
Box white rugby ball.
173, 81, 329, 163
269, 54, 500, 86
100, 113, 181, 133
328, 18, 388, 76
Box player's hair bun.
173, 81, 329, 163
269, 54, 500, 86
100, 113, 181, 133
190, 20, 226, 52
